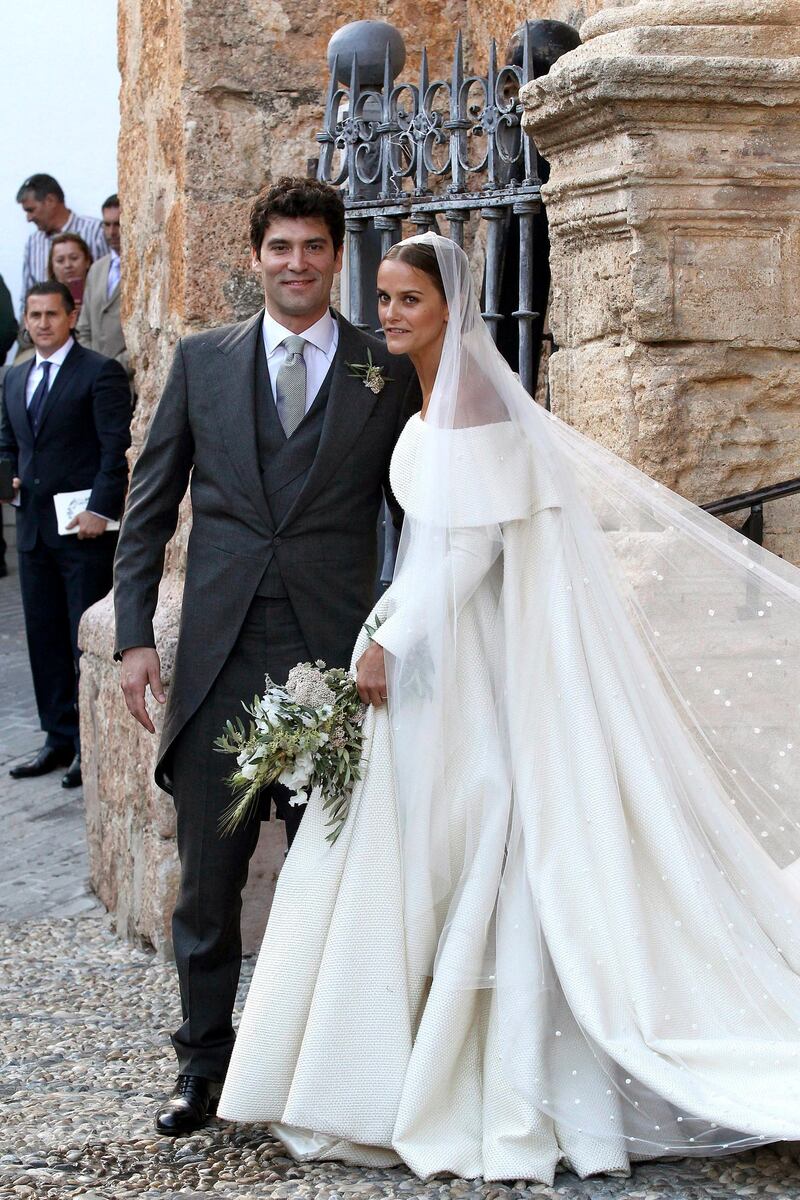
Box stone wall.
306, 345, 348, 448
468, 0, 600, 61
522, 0, 800, 557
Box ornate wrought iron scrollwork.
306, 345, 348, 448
318, 18, 580, 396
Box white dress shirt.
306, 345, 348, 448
25, 337, 75, 406
106, 250, 121, 299
261, 308, 339, 414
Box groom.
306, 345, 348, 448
114, 177, 418, 1135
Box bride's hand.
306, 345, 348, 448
356, 641, 388, 708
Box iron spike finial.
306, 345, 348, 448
349, 49, 360, 98
453, 29, 463, 85
383, 41, 392, 95
325, 53, 339, 110
451, 30, 463, 119
522, 21, 532, 86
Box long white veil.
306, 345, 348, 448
376, 232, 800, 1156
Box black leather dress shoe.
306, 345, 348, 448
155, 1074, 221, 1136
61, 754, 82, 789
10, 745, 74, 779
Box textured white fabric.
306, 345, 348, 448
219, 413, 800, 1183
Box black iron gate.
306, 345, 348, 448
315, 18, 580, 401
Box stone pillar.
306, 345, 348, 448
521, 0, 800, 561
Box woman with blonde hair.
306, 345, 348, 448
47, 232, 93, 317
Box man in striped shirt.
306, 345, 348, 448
16, 174, 108, 308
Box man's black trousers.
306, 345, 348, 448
18, 531, 116, 751
170, 596, 311, 1081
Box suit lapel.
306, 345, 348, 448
103, 283, 120, 311
215, 310, 274, 528
279, 316, 378, 530
35, 343, 82, 438
6, 362, 35, 443
98, 257, 119, 312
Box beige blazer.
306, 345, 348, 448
77, 254, 131, 377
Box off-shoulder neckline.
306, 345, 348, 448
409, 412, 516, 432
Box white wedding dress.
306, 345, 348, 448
218, 410, 800, 1183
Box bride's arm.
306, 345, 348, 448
370, 524, 502, 660
356, 524, 500, 705
359, 421, 542, 696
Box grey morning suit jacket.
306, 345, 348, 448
113, 309, 419, 793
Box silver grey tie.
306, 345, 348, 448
275, 335, 307, 437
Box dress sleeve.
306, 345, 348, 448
373, 524, 502, 659
373, 418, 559, 659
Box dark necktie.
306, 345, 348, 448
28, 361, 52, 434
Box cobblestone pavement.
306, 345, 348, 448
4, 918, 800, 1200
0, 523, 102, 924
2, 526, 800, 1199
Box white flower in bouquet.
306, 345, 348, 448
254, 688, 285, 729
215, 660, 369, 843
278, 750, 315, 795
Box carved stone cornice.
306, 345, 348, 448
521, 0, 800, 175
515, 0, 800, 537
583, 0, 799, 38
519, 0, 800, 273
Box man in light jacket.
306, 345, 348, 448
77, 195, 131, 383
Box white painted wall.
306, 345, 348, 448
0, 2, 120, 360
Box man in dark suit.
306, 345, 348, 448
0, 274, 17, 363
0, 275, 19, 577
114, 177, 419, 1136
0, 282, 131, 786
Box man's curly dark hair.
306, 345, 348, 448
249, 177, 345, 255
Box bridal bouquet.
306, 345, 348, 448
215, 661, 367, 844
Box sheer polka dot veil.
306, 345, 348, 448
378, 232, 800, 1155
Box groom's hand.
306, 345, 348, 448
120, 647, 167, 733
356, 641, 388, 708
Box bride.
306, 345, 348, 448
218, 232, 800, 1183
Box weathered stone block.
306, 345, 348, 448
522, 0, 800, 538
467, 1, 597, 58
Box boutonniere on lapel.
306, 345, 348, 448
346, 351, 391, 396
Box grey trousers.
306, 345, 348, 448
170, 596, 309, 1080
